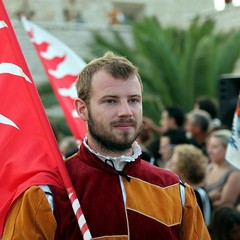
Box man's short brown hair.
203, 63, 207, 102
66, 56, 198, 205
75, 51, 142, 104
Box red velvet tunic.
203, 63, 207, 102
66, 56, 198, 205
52, 143, 210, 240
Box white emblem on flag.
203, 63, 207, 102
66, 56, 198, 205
58, 83, 77, 99
72, 110, 79, 118
0, 20, 8, 28
226, 95, 240, 169
0, 114, 19, 129
0, 63, 32, 83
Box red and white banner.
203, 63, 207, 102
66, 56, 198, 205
21, 16, 87, 142
0, 2, 91, 239
226, 93, 240, 168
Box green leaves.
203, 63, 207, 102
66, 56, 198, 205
89, 16, 240, 122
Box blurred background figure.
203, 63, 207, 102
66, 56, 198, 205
137, 115, 161, 165
137, 116, 156, 164
143, 105, 186, 166
59, 136, 80, 159
108, 7, 125, 25
148, 105, 186, 135
185, 109, 211, 155
208, 205, 240, 240
51, 122, 61, 143
194, 95, 221, 130
205, 129, 240, 210
158, 129, 189, 168
63, 0, 84, 23
160, 105, 186, 133
142, 105, 186, 135
168, 144, 212, 226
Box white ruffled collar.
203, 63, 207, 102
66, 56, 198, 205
83, 137, 142, 171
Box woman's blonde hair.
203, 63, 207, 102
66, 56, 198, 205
209, 129, 231, 148
173, 144, 208, 184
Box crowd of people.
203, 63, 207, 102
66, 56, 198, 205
2, 51, 240, 239
136, 96, 240, 239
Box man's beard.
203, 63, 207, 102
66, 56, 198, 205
88, 110, 141, 152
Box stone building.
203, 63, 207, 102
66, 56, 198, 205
4, 0, 240, 29
4, 0, 240, 84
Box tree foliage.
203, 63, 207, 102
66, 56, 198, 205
88, 16, 240, 121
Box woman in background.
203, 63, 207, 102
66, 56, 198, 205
205, 129, 240, 210
168, 144, 212, 226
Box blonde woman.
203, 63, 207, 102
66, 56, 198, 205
168, 144, 212, 226
205, 129, 240, 210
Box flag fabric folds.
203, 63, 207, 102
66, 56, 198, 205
21, 16, 87, 142
226, 93, 240, 168
0, 2, 91, 239
0, 2, 62, 235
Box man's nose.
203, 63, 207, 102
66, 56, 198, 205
117, 101, 133, 117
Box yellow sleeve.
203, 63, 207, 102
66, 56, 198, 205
181, 184, 211, 240
2, 186, 56, 240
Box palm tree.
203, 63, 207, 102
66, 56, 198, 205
88, 16, 240, 122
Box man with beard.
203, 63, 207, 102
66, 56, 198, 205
3, 52, 210, 239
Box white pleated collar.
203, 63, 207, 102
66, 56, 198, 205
83, 137, 142, 171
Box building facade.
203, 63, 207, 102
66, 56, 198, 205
3, 0, 240, 84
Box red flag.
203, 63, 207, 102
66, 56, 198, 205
0, 2, 91, 239
21, 16, 87, 142
226, 93, 240, 168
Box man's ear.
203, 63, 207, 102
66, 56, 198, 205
74, 98, 88, 121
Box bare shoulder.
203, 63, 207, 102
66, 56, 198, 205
229, 169, 240, 180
